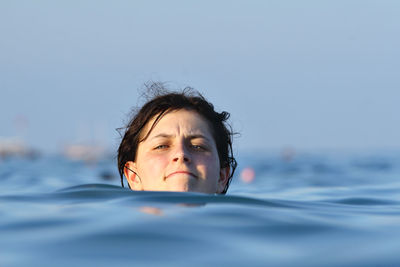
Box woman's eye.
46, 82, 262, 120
191, 145, 206, 151
154, 145, 168, 150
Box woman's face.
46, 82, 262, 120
124, 109, 229, 194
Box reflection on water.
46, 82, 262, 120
1, 151, 400, 266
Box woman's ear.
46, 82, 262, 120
217, 167, 231, 194
124, 161, 143, 190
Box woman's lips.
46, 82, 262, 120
166, 171, 197, 179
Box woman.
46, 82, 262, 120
117, 84, 237, 194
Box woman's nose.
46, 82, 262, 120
172, 144, 191, 163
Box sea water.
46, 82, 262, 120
1, 151, 400, 266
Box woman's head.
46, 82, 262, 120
117, 84, 237, 194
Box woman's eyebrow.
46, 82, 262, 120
188, 134, 212, 142
150, 133, 173, 140
150, 133, 212, 142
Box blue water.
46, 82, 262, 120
1, 151, 400, 266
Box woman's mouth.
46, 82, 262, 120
166, 171, 197, 179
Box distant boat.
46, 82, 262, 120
0, 137, 38, 158
63, 143, 108, 162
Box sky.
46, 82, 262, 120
1, 1, 399, 154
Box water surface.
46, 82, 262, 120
1, 151, 400, 266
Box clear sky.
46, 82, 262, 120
1, 1, 399, 153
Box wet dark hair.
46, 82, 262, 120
117, 83, 237, 194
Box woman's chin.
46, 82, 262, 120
165, 178, 192, 192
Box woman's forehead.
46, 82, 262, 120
143, 109, 214, 140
